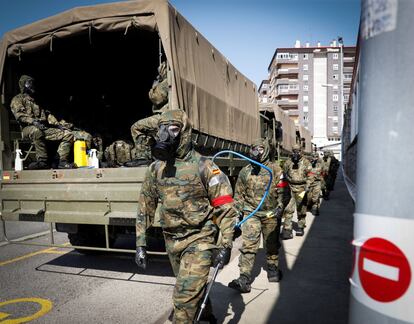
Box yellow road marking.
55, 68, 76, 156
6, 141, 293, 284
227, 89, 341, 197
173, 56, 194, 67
0, 312, 10, 320
0, 298, 52, 324
0, 243, 70, 267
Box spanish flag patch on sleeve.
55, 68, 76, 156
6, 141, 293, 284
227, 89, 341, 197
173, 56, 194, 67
212, 168, 221, 175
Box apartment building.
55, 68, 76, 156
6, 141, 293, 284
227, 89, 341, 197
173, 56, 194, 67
258, 79, 270, 103
267, 41, 356, 150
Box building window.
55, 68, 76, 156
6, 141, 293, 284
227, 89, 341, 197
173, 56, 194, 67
303, 54, 308, 60
289, 84, 298, 90
303, 74, 308, 81
333, 106, 338, 112
303, 112, 309, 122
333, 53, 339, 59
333, 64, 339, 71
303, 64, 308, 71
344, 94, 349, 101
303, 105, 309, 112
333, 74, 339, 80
303, 95, 309, 102
344, 73, 353, 80
333, 94, 339, 102
303, 85, 309, 91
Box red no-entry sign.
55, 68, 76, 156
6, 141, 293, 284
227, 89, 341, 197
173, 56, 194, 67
358, 237, 411, 302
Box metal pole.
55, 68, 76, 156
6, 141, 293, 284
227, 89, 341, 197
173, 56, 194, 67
350, 1, 414, 323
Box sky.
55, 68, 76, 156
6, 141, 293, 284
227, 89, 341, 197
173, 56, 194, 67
0, 0, 360, 86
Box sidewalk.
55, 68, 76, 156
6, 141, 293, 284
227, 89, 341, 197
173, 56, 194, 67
212, 169, 355, 323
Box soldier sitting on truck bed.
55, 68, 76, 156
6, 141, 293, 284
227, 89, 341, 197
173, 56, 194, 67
125, 61, 169, 167
10, 75, 74, 169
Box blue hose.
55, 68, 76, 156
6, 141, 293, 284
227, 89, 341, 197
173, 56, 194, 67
212, 150, 273, 228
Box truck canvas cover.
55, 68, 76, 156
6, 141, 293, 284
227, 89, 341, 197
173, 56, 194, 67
0, 0, 259, 157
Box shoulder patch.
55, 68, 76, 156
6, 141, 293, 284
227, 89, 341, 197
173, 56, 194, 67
212, 168, 221, 175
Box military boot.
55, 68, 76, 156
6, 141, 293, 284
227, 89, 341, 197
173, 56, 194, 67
280, 229, 293, 240
267, 265, 283, 282
296, 227, 305, 236
28, 159, 49, 170
311, 206, 319, 216
228, 274, 251, 293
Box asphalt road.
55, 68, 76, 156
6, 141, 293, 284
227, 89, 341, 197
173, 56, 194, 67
0, 172, 354, 323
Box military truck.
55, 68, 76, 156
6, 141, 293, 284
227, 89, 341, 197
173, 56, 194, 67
0, 0, 260, 252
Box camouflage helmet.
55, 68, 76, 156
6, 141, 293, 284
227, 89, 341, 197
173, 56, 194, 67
19, 75, 34, 93
292, 143, 301, 152
158, 109, 192, 159
250, 138, 270, 163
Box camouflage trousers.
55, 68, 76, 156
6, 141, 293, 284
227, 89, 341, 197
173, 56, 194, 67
283, 183, 307, 230
167, 246, 212, 324
308, 181, 322, 210
22, 125, 74, 161
130, 114, 161, 160
239, 214, 280, 279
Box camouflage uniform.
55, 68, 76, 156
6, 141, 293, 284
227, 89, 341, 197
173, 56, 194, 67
10, 76, 74, 162
326, 151, 339, 191
234, 139, 287, 282
136, 110, 236, 323
308, 153, 324, 215
321, 152, 332, 199
130, 62, 169, 160
282, 147, 312, 233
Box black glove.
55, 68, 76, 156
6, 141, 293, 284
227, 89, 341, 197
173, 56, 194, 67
135, 246, 147, 270
274, 206, 283, 219
213, 247, 231, 269
33, 120, 47, 130
233, 225, 242, 241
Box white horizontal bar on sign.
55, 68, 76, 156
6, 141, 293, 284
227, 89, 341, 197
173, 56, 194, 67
363, 258, 399, 282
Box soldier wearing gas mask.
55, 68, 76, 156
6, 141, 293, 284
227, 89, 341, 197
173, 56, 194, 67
228, 138, 288, 294
281, 143, 312, 239
10, 75, 74, 169
135, 110, 236, 323
308, 152, 324, 215
127, 62, 169, 167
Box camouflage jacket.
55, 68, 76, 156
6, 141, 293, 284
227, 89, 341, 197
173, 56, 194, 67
283, 156, 312, 187
322, 157, 332, 177
149, 77, 168, 112
234, 161, 287, 217
136, 149, 236, 253
308, 158, 324, 185
10, 93, 47, 126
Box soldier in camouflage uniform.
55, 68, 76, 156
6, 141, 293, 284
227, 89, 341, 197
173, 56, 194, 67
228, 138, 288, 293
10, 75, 74, 169
126, 62, 169, 167
135, 110, 236, 323
281, 143, 312, 239
308, 152, 324, 216
321, 150, 332, 200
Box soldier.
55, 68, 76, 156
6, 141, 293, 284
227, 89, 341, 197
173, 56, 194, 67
308, 152, 324, 216
126, 62, 169, 167
135, 110, 236, 323
281, 143, 312, 239
228, 138, 287, 294
10, 75, 74, 169
327, 150, 339, 192
321, 150, 332, 200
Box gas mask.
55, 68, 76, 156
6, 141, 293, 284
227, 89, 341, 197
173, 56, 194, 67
250, 145, 264, 174
291, 150, 301, 164
151, 124, 181, 161
311, 159, 317, 168
23, 78, 35, 96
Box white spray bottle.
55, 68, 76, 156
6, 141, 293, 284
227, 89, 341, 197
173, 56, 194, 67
88, 149, 99, 168
15, 149, 23, 171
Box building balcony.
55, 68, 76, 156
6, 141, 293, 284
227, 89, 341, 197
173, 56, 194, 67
277, 98, 299, 107
343, 57, 355, 63
276, 88, 299, 96
277, 68, 299, 75
275, 57, 298, 64
275, 78, 298, 85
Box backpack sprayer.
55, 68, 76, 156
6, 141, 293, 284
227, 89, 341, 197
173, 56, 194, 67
195, 150, 273, 323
